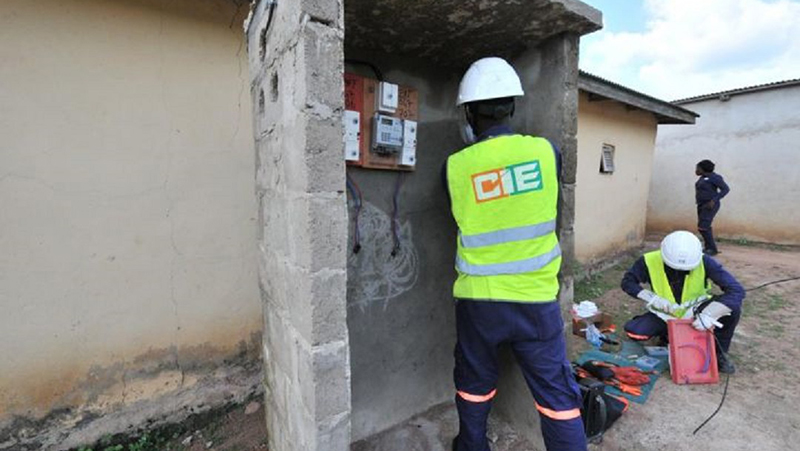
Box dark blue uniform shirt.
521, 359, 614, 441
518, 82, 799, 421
441, 125, 562, 198
621, 255, 744, 311
695, 172, 730, 205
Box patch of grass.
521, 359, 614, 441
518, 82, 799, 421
76, 433, 174, 451
718, 237, 800, 252
743, 292, 788, 319
574, 272, 618, 302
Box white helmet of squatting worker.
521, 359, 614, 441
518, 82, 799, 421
661, 231, 704, 271
456, 57, 524, 106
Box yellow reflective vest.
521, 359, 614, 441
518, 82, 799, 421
446, 134, 561, 302
644, 251, 711, 318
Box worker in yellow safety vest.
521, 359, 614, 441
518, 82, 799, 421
446, 57, 587, 451
621, 231, 744, 374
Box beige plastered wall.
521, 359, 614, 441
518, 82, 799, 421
574, 91, 658, 264
0, 0, 260, 446
648, 86, 800, 244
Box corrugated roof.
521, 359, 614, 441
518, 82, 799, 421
578, 71, 699, 124
673, 78, 800, 104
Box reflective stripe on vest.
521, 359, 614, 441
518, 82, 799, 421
447, 135, 560, 302
456, 243, 561, 276
460, 219, 556, 248
644, 251, 710, 318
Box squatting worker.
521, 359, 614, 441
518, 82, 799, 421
695, 159, 729, 256
445, 57, 586, 451
621, 231, 744, 374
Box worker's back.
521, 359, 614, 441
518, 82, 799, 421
446, 134, 561, 302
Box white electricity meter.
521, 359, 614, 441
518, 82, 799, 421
372, 113, 404, 155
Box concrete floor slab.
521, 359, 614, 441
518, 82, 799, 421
351, 403, 541, 451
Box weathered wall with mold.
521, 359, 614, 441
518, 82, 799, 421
246, 0, 351, 450
648, 85, 800, 244
0, 1, 261, 449
342, 53, 462, 442
575, 91, 658, 264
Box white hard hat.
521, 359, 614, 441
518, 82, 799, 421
660, 231, 703, 271
456, 57, 524, 106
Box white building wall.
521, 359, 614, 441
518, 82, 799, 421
648, 85, 800, 244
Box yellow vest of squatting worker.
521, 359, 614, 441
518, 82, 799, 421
644, 250, 711, 318
447, 134, 561, 302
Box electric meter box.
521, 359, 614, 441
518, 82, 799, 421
344, 72, 418, 171
372, 114, 404, 155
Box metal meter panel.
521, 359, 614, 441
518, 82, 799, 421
343, 72, 418, 171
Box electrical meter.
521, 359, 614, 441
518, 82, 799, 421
372, 113, 404, 155
344, 72, 418, 170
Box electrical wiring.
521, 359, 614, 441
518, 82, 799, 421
390, 172, 406, 257
691, 309, 730, 435
744, 275, 800, 292
345, 173, 363, 254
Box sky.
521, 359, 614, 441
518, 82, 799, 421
579, 0, 800, 100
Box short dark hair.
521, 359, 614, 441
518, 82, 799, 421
466, 97, 515, 121
697, 159, 715, 173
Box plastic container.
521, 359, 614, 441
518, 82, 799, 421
667, 319, 719, 385
635, 355, 661, 372
644, 346, 669, 357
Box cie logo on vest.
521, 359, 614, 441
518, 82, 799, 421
472, 160, 543, 203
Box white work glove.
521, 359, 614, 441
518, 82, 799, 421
692, 301, 732, 331
637, 290, 675, 314
692, 313, 722, 331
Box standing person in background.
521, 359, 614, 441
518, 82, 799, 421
695, 160, 729, 256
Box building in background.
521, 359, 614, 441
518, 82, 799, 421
0, 1, 260, 449
575, 72, 697, 265
649, 79, 800, 245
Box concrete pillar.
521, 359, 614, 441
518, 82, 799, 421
496, 32, 581, 446
246, 1, 350, 450
512, 32, 580, 314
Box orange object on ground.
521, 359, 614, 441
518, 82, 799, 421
668, 319, 719, 385
590, 361, 651, 386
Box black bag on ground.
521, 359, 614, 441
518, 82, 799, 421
574, 369, 629, 443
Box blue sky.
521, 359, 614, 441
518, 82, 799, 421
579, 0, 800, 100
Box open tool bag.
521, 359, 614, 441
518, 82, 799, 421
573, 364, 630, 443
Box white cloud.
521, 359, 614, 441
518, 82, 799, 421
581, 0, 800, 100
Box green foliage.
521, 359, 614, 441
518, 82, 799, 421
75, 431, 171, 451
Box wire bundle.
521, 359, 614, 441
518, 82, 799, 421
345, 173, 363, 254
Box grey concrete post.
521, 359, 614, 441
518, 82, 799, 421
246, 1, 350, 450
512, 32, 580, 316
495, 32, 581, 447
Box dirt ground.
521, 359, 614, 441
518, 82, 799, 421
101, 240, 799, 451
575, 239, 800, 451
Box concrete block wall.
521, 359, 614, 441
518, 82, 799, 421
246, 1, 350, 450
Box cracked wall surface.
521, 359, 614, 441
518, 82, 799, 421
246, 0, 351, 450
0, 1, 260, 449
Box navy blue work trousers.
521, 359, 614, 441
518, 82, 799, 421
624, 307, 741, 352
453, 299, 587, 451
697, 202, 721, 252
